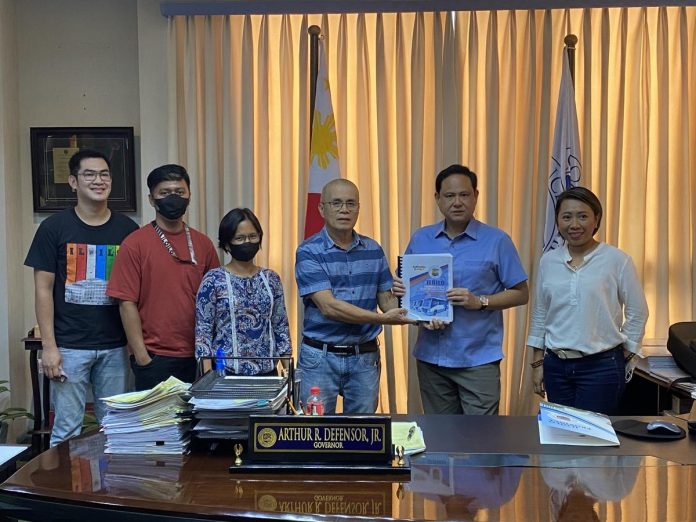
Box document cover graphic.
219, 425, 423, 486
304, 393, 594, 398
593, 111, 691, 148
65, 243, 120, 305
398, 254, 453, 322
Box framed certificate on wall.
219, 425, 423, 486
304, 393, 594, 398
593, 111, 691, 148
30, 127, 137, 213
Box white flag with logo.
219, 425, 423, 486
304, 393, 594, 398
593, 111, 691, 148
543, 48, 582, 253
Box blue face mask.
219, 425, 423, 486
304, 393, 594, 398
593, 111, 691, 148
155, 194, 189, 220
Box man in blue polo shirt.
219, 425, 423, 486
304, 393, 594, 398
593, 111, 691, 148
295, 179, 415, 414
397, 164, 528, 415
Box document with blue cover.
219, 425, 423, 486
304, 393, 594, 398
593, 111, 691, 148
538, 401, 619, 446
398, 254, 453, 322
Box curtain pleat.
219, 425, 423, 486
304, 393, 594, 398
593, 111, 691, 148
171, 7, 696, 419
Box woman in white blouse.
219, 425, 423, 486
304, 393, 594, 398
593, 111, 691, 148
527, 187, 648, 415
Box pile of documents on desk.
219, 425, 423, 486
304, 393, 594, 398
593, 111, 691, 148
642, 356, 696, 393
189, 371, 288, 440
100, 376, 193, 454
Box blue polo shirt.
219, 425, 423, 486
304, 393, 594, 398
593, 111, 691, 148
295, 227, 393, 344
406, 220, 527, 368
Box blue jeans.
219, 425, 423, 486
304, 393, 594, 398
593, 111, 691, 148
51, 346, 129, 446
296, 343, 381, 414
543, 346, 625, 415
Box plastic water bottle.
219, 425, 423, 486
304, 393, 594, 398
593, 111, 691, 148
305, 386, 324, 415
215, 347, 226, 377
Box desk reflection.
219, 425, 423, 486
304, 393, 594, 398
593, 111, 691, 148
541, 456, 639, 522
29, 433, 184, 502
406, 453, 526, 519
105, 453, 183, 501
7, 427, 696, 521
178, 459, 393, 517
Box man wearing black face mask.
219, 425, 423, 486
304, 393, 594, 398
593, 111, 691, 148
107, 164, 220, 390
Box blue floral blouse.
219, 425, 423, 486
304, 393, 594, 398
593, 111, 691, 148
195, 267, 291, 375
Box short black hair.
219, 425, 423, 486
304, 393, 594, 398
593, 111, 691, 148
146, 164, 191, 192
435, 164, 478, 193
218, 208, 263, 251
554, 186, 603, 233
68, 149, 111, 177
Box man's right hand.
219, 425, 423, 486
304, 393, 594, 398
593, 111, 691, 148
381, 307, 417, 325
133, 350, 153, 367
422, 319, 448, 330
41, 344, 63, 380
392, 277, 406, 298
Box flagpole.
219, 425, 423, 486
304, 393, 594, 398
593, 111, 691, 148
305, 25, 340, 239
564, 34, 577, 87
308, 25, 321, 141
542, 33, 582, 253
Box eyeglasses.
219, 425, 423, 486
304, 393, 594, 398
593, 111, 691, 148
79, 170, 112, 182
322, 199, 359, 211
231, 233, 260, 245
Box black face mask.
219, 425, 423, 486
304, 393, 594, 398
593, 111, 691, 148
154, 194, 189, 220
228, 242, 260, 262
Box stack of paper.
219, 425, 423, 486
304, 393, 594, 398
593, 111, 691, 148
392, 421, 426, 455
188, 372, 289, 440
647, 356, 692, 379
101, 376, 193, 454
637, 356, 696, 393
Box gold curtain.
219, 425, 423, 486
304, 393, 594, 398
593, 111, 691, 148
170, 7, 696, 416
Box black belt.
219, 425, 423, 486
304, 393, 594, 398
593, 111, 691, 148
302, 337, 379, 355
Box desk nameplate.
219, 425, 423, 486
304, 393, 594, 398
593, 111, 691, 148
250, 415, 391, 462
229, 415, 410, 475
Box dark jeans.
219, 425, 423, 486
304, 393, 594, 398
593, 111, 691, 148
130, 352, 197, 391
543, 346, 625, 415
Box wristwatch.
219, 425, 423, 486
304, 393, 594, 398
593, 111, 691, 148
478, 295, 489, 310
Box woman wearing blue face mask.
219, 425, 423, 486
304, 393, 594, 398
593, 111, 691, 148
195, 208, 291, 375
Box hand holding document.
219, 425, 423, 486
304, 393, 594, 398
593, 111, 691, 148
392, 421, 426, 455
397, 254, 454, 322
538, 401, 619, 446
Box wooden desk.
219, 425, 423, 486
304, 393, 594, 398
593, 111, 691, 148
1, 415, 696, 521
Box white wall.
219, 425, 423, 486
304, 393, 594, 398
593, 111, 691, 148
137, 0, 172, 205
0, 0, 20, 406
0, 0, 173, 430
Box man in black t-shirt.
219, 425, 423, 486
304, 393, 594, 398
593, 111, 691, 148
25, 149, 138, 446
